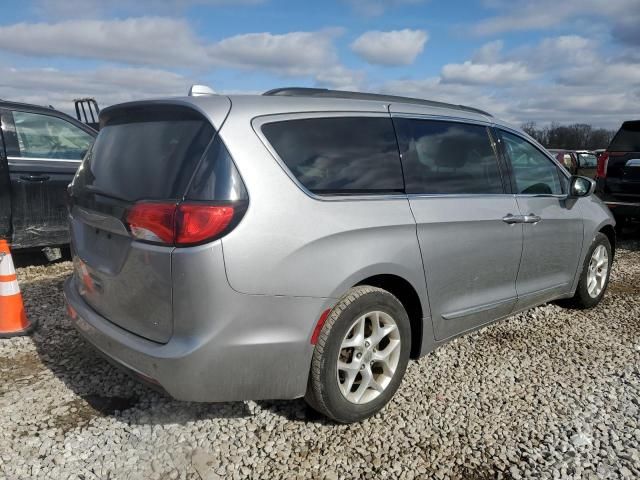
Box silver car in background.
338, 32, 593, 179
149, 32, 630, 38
64, 88, 615, 423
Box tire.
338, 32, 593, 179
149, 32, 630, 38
559, 232, 612, 309
305, 286, 411, 423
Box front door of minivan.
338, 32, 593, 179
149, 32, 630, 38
496, 129, 583, 309
393, 116, 522, 341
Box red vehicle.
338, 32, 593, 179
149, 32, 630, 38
548, 149, 598, 177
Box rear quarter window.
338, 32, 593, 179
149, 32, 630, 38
261, 116, 404, 195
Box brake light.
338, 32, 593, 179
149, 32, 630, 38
126, 203, 175, 243
126, 202, 238, 246
596, 152, 609, 178
175, 204, 234, 245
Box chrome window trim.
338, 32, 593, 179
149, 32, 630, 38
8, 155, 82, 163
389, 112, 493, 128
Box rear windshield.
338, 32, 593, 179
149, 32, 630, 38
73, 105, 215, 201
261, 117, 404, 195
609, 121, 640, 152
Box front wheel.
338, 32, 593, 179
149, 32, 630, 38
559, 232, 612, 309
305, 286, 411, 423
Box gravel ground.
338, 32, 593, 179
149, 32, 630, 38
1, 234, 639, 480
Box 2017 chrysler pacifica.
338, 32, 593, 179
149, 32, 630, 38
64, 87, 615, 423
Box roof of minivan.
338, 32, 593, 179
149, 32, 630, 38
100, 91, 519, 133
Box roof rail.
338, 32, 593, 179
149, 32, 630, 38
263, 87, 492, 117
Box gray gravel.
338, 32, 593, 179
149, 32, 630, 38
1, 236, 639, 480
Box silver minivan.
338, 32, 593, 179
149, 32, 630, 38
64, 88, 615, 423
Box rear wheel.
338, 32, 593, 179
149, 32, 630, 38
305, 286, 411, 423
559, 232, 612, 309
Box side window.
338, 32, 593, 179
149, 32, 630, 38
499, 130, 564, 195
394, 118, 504, 194
11, 111, 93, 160
261, 117, 404, 195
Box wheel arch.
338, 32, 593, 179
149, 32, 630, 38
599, 224, 616, 259
354, 274, 425, 359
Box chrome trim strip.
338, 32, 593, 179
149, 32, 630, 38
388, 112, 492, 127
8, 155, 82, 163
625, 159, 640, 167
605, 201, 640, 207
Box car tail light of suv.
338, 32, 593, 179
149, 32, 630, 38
126, 202, 242, 247
596, 152, 609, 178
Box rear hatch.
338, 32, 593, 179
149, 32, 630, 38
603, 121, 640, 199
68, 101, 229, 343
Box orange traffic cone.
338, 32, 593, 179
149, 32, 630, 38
0, 240, 35, 337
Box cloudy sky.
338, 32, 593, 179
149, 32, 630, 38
0, 0, 638, 128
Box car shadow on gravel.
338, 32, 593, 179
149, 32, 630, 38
28, 274, 253, 427
617, 221, 640, 250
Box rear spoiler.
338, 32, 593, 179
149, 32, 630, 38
74, 98, 100, 131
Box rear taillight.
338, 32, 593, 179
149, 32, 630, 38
175, 204, 234, 245
596, 152, 609, 178
125, 202, 240, 246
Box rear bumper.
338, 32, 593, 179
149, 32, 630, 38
64, 274, 331, 402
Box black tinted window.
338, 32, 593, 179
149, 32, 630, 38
262, 117, 403, 194
73, 106, 214, 201
394, 119, 504, 194
186, 136, 247, 201
499, 130, 564, 195
609, 121, 640, 151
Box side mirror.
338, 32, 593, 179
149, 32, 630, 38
569, 175, 595, 198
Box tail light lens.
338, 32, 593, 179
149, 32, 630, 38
126, 202, 241, 246
175, 204, 234, 245
596, 152, 609, 178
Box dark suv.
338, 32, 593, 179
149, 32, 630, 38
0, 101, 96, 249
595, 120, 640, 221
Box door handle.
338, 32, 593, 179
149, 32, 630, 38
502, 214, 525, 224
523, 214, 541, 224
19, 174, 50, 182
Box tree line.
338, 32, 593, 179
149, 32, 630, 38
521, 122, 616, 150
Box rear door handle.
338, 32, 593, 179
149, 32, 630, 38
523, 214, 541, 224
20, 174, 50, 182
502, 214, 525, 224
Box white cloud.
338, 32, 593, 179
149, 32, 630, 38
473, 0, 639, 35
0, 66, 196, 113
441, 61, 534, 86
0, 18, 208, 67
0, 19, 357, 85
377, 31, 640, 129
472, 40, 503, 64
345, 0, 426, 17
350, 29, 428, 66
208, 30, 342, 75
